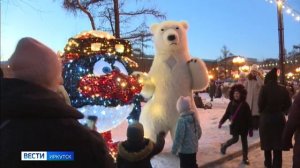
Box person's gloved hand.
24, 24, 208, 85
158, 131, 166, 138
248, 129, 253, 137
218, 122, 222, 129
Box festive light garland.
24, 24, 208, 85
264, 0, 300, 22
63, 31, 138, 68
127, 94, 144, 123
62, 31, 141, 108
78, 70, 142, 104
101, 131, 118, 160
258, 59, 299, 68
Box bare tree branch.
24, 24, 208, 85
61, 0, 166, 55
76, 0, 96, 30
105, 8, 115, 35
62, 0, 103, 30
120, 8, 166, 19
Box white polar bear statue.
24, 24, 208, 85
139, 21, 209, 142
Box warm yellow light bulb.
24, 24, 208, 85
121, 82, 127, 87
115, 44, 125, 53
276, 0, 283, 6
91, 43, 101, 51
138, 78, 144, 84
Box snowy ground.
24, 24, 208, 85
218, 147, 293, 168
111, 93, 260, 168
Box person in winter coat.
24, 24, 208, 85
194, 92, 205, 108
116, 122, 166, 168
219, 84, 252, 165
172, 96, 202, 168
244, 64, 264, 130
215, 81, 223, 98
282, 93, 300, 168
0, 37, 115, 168
208, 80, 216, 101
258, 68, 291, 168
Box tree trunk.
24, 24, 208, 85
76, 0, 96, 30
86, 12, 96, 30
113, 0, 120, 38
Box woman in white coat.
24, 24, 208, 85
244, 64, 264, 130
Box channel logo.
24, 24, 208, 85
21, 151, 74, 161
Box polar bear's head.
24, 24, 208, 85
151, 21, 189, 54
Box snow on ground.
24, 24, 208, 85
218, 147, 293, 168
111, 93, 260, 168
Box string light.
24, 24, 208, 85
78, 70, 142, 104
263, 0, 300, 23
62, 31, 138, 68
259, 59, 299, 68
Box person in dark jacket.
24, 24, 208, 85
219, 84, 252, 165
258, 68, 291, 168
282, 93, 300, 168
117, 123, 166, 168
208, 80, 216, 101
0, 37, 115, 168
194, 92, 205, 108
215, 81, 223, 98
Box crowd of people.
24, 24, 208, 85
1, 37, 300, 168
216, 66, 299, 168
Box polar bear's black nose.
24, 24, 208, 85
168, 35, 176, 41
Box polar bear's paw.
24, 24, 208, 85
188, 58, 209, 91
187, 59, 198, 64
140, 75, 155, 100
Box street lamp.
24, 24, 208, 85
239, 65, 250, 73
232, 56, 246, 75
232, 56, 245, 64
276, 0, 286, 85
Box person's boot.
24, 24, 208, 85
220, 143, 227, 154
243, 149, 250, 165
243, 158, 250, 165
264, 151, 272, 168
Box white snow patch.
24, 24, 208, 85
111, 93, 260, 167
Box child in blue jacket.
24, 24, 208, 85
172, 96, 202, 168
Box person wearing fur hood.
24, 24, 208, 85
219, 84, 252, 165
172, 96, 202, 168
117, 123, 166, 168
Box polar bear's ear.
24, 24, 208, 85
150, 23, 159, 34
180, 21, 189, 30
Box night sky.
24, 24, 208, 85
1, 0, 299, 61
